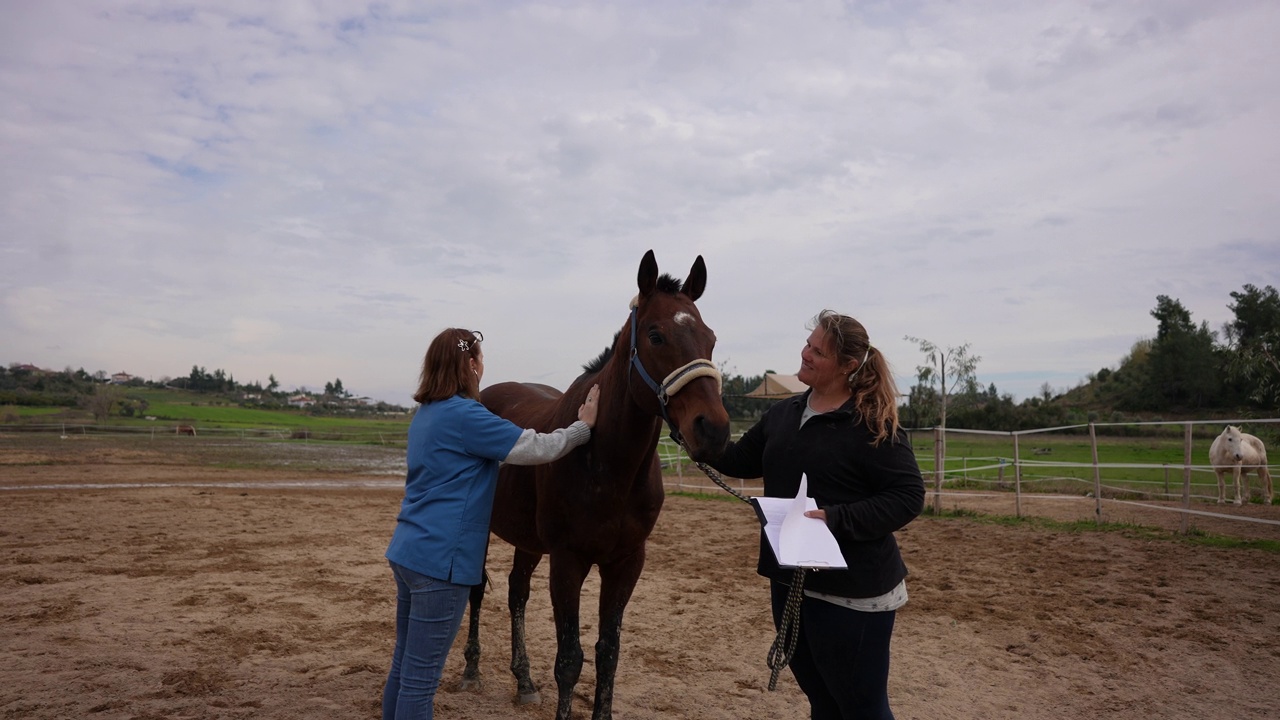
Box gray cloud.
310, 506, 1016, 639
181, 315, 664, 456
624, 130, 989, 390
3, 0, 1279, 404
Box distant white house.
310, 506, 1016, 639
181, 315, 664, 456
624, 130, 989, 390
288, 394, 316, 408
109, 372, 134, 384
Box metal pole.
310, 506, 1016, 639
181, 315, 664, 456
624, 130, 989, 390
1012, 434, 1022, 518
933, 427, 944, 513
1089, 423, 1102, 526
1181, 423, 1193, 535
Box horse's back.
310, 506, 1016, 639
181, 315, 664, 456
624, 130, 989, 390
1243, 432, 1268, 462
481, 381, 564, 430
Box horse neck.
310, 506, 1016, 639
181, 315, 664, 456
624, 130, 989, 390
587, 346, 663, 468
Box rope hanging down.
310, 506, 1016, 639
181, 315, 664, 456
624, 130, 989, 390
686, 452, 807, 691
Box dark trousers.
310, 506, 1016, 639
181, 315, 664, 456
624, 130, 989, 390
771, 581, 897, 720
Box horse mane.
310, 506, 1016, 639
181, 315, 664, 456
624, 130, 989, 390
582, 332, 621, 375
580, 273, 686, 375
655, 273, 684, 295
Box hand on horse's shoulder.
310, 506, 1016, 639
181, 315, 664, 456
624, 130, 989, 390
578, 384, 600, 428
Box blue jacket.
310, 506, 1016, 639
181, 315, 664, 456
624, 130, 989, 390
385, 395, 523, 585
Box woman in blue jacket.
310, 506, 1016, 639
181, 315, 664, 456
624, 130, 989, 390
382, 327, 599, 720
708, 310, 925, 720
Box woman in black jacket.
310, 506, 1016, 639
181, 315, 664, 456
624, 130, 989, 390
708, 310, 925, 720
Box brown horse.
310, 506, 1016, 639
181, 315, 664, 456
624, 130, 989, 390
462, 250, 731, 720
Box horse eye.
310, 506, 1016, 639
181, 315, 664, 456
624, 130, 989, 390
648, 331, 664, 345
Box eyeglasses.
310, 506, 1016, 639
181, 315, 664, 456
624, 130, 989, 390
458, 330, 484, 352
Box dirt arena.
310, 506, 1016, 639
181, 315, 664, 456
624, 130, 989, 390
2, 436, 1278, 719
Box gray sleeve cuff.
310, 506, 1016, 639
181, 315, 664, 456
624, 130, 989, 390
502, 421, 592, 466
563, 420, 591, 449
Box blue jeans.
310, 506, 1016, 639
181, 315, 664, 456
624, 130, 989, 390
383, 561, 470, 720
771, 581, 897, 720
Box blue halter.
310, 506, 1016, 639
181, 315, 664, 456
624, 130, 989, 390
627, 304, 718, 445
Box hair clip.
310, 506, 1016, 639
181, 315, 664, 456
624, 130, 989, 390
458, 339, 470, 351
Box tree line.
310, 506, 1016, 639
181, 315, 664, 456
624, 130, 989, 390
7, 284, 1276, 429
897, 284, 1279, 434
713, 284, 1279, 435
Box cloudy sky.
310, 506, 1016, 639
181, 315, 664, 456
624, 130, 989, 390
4, 1, 1279, 407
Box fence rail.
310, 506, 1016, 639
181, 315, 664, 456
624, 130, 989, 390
7, 418, 1277, 537
658, 418, 1280, 537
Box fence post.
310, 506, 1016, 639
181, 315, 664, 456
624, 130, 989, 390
1181, 423, 1193, 535
1012, 433, 1022, 518
1089, 423, 1102, 526
933, 427, 943, 513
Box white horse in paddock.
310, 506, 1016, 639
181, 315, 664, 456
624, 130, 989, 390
1209, 426, 1273, 505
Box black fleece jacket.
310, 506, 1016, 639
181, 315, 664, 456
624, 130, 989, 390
709, 390, 925, 598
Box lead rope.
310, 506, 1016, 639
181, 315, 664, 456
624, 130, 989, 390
683, 445, 806, 691
767, 569, 807, 691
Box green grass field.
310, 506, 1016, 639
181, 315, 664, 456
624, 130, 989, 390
1, 387, 412, 442
911, 431, 1257, 500
660, 427, 1277, 504
6, 389, 1275, 503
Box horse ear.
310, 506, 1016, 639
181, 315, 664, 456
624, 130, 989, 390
637, 249, 658, 298
682, 255, 707, 301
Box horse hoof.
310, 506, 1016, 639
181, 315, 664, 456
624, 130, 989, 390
458, 677, 482, 692
517, 691, 541, 705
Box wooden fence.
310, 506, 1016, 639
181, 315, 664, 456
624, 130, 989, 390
660, 418, 1280, 537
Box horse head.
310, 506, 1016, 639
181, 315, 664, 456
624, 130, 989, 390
1223, 425, 1246, 461
626, 250, 731, 462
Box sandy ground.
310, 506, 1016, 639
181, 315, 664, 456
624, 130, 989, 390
2, 436, 1279, 719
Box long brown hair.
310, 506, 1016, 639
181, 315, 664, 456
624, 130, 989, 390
413, 328, 483, 404
810, 310, 901, 445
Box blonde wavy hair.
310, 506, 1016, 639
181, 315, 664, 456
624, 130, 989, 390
810, 310, 902, 445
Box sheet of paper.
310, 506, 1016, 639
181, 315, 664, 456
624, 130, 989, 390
752, 474, 847, 569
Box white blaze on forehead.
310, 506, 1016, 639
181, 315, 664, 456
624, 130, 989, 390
674, 311, 695, 326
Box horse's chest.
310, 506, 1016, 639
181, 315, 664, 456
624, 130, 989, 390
540, 484, 660, 554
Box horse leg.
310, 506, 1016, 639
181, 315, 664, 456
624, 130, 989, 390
1214, 469, 1227, 504
1233, 463, 1245, 506
508, 548, 543, 704
590, 547, 646, 720
460, 573, 487, 690
1262, 466, 1274, 505
548, 553, 592, 720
